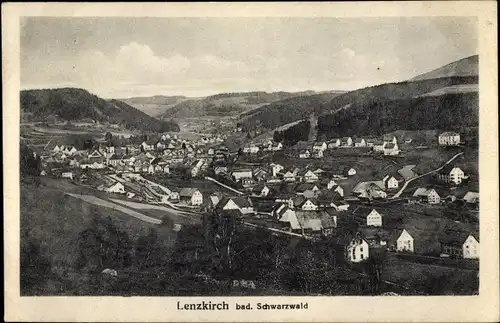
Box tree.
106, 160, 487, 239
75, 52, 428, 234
20, 142, 41, 177
76, 216, 132, 271
20, 230, 52, 295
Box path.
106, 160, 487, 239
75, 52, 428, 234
66, 193, 162, 224
43, 139, 53, 150
243, 222, 313, 239
391, 151, 464, 199
109, 198, 201, 219
205, 176, 244, 195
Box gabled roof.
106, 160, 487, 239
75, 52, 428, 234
295, 183, 319, 193
385, 143, 396, 149
317, 189, 343, 203
438, 164, 462, 175
179, 187, 200, 197
295, 211, 323, 231
439, 131, 460, 137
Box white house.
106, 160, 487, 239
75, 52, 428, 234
296, 198, 319, 211
272, 142, 283, 151
373, 141, 386, 152
354, 138, 366, 147
396, 229, 414, 253
383, 142, 400, 155
413, 188, 441, 204
341, 137, 353, 147
283, 171, 296, 182
438, 132, 461, 146
302, 170, 319, 183
243, 145, 260, 154
218, 197, 255, 214
105, 182, 125, 194
299, 150, 311, 159
179, 188, 203, 206
437, 165, 466, 185
62, 172, 73, 180
366, 209, 383, 227
312, 142, 327, 152
346, 168, 356, 176
328, 139, 341, 148
347, 234, 370, 263
463, 233, 480, 259
270, 163, 284, 177
232, 169, 253, 181
383, 175, 399, 189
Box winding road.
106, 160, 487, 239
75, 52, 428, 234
391, 151, 464, 199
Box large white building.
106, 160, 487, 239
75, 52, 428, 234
347, 234, 370, 263
396, 229, 414, 253
438, 165, 466, 185
438, 132, 461, 146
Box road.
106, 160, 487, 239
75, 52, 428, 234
66, 193, 163, 224
391, 151, 464, 199
205, 176, 244, 195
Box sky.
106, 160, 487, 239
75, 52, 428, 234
20, 17, 478, 98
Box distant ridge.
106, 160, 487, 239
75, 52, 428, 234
411, 55, 478, 81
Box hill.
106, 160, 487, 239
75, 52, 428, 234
157, 90, 335, 119
20, 88, 180, 132
411, 55, 478, 81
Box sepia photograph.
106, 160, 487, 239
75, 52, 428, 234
3, 2, 499, 322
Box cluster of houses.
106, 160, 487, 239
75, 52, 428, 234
296, 135, 401, 159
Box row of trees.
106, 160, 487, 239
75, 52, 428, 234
273, 120, 311, 146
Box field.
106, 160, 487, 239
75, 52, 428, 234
382, 253, 479, 295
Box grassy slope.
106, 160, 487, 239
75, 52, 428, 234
21, 178, 175, 269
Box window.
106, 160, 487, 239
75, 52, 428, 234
360, 247, 363, 252
352, 249, 356, 260
360, 254, 364, 259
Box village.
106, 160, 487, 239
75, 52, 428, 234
29, 126, 479, 273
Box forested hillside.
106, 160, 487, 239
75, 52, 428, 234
317, 92, 478, 139
240, 76, 478, 132
20, 88, 180, 132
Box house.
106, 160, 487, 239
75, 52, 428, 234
327, 139, 341, 148
383, 135, 398, 145
312, 142, 327, 152
295, 211, 324, 235
413, 188, 441, 204
217, 196, 255, 214
140, 141, 155, 151
346, 167, 356, 176
243, 144, 259, 154
440, 230, 479, 259
347, 233, 370, 263
437, 165, 466, 185
105, 182, 126, 194
273, 204, 300, 231
107, 154, 122, 166
438, 132, 461, 146
462, 191, 479, 205
354, 138, 366, 147
253, 168, 269, 182
382, 174, 402, 189
88, 150, 104, 160
372, 140, 386, 152
317, 190, 349, 211
383, 142, 400, 155
353, 181, 387, 200
272, 142, 283, 151
294, 197, 319, 211
61, 172, 73, 180
252, 183, 271, 197
396, 229, 415, 253
283, 170, 297, 182
341, 137, 353, 147
179, 188, 203, 206
270, 163, 284, 177
299, 150, 311, 159
232, 168, 253, 181
366, 209, 383, 227
313, 150, 324, 158
302, 170, 319, 183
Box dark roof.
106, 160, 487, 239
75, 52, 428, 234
295, 183, 319, 192
439, 229, 479, 246
317, 189, 343, 203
